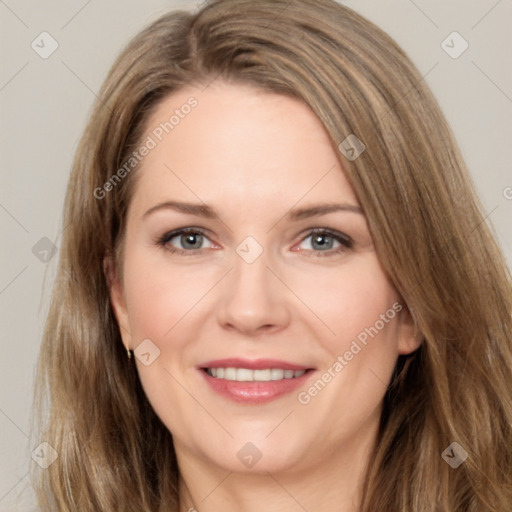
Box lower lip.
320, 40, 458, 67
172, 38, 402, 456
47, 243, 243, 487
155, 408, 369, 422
200, 370, 313, 404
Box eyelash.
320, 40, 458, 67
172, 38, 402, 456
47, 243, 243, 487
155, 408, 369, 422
155, 227, 353, 257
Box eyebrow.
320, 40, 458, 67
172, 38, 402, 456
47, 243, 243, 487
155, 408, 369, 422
288, 203, 363, 220
142, 200, 363, 220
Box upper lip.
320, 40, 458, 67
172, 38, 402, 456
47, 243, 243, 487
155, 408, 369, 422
199, 358, 313, 371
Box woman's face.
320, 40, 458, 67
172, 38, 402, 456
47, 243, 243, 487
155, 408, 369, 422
110, 82, 419, 476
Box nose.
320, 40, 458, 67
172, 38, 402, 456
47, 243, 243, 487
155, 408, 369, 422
216, 248, 291, 336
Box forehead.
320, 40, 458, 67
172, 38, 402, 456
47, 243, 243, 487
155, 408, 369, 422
129, 81, 358, 215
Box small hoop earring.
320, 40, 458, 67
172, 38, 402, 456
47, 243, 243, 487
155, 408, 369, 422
126, 347, 132, 360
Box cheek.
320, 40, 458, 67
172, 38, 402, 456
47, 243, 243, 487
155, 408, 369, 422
293, 254, 400, 354
122, 247, 215, 342
120, 248, 212, 428
290, 256, 401, 444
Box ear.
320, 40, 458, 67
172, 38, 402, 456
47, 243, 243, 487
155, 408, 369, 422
396, 303, 422, 355
104, 256, 132, 352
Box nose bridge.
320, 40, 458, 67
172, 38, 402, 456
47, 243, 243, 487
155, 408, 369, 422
216, 242, 289, 333
232, 248, 270, 294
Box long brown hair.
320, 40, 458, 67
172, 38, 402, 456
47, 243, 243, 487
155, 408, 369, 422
32, 0, 512, 510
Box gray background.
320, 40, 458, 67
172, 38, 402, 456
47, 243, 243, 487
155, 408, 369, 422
1, 0, 511, 510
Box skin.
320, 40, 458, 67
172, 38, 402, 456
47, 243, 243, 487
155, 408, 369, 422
109, 81, 420, 512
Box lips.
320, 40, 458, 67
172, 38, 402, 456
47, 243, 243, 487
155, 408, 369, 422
199, 358, 314, 404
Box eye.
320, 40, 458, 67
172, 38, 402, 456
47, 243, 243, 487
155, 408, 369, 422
295, 229, 353, 256
156, 228, 216, 254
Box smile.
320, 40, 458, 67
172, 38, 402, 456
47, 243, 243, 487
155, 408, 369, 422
205, 367, 306, 381
199, 358, 314, 404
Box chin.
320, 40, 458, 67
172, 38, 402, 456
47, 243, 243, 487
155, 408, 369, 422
197, 433, 307, 475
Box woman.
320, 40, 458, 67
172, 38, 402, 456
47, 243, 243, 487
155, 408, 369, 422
32, 0, 512, 510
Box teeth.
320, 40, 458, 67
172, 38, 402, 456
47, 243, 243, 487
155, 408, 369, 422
225, 367, 237, 380
206, 367, 306, 382
236, 368, 253, 381
270, 369, 284, 380
254, 369, 271, 381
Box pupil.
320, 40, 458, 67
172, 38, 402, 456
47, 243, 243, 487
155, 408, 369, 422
183, 233, 202, 249
313, 234, 332, 250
